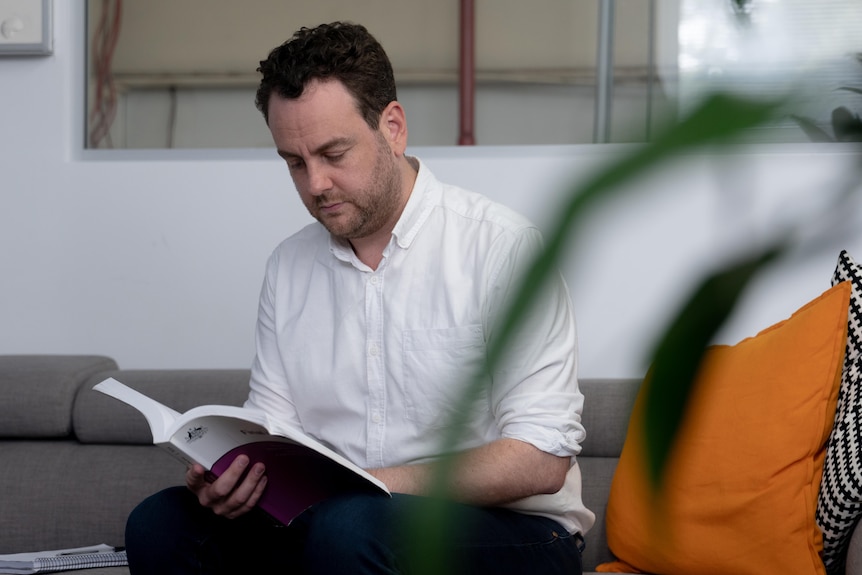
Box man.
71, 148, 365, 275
126, 21, 593, 575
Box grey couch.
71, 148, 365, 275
0, 354, 858, 575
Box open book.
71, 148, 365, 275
93, 377, 390, 526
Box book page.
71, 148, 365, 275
93, 378, 180, 442
166, 411, 272, 468
169, 405, 388, 492
94, 377, 390, 524
166, 410, 389, 493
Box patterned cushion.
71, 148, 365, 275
817, 249, 862, 575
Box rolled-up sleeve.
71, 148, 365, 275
244, 247, 302, 428
485, 226, 585, 457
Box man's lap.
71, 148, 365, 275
125, 487, 582, 575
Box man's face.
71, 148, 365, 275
267, 79, 404, 241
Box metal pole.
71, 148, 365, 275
458, 0, 476, 145
594, 0, 615, 144
646, 0, 656, 141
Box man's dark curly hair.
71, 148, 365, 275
255, 22, 397, 130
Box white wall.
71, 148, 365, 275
2, 3, 861, 378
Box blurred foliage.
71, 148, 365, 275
410, 91, 787, 574
793, 53, 862, 143
405, 6, 862, 573
730, 0, 754, 25
641, 244, 784, 486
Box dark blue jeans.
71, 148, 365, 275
125, 486, 583, 575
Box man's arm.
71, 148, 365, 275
368, 437, 570, 506
185, 437, 567, 519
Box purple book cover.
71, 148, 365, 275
210, 441, 388, 525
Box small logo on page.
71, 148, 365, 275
186, 425, 207, 443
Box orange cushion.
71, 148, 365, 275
597, 281, 850, 575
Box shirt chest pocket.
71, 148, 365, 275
401, 325, 490, 429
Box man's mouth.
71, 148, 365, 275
318, 201, 345, 214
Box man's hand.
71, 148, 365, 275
186, 455, 267, 519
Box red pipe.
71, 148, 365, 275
458, 0, 476, 145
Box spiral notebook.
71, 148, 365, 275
0, 544, 127, 574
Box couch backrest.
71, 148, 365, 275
577, 378, 641, 570
579, 378, 640, 458
0, 355, 118, 438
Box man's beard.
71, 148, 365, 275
311, 135, 403, 241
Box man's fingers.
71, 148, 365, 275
196, 455, 249, 505
185, 463, 211, 494
247, 473, 268, 508
221, 462, 267, 518
223, 469, 268, 519
217, 455, 251, 486
186, 456, 267, 518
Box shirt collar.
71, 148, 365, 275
391, 157, 438, 250
328, 156, 438, 266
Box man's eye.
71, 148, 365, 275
326, 153, 345, 163
287, 160, 304, 170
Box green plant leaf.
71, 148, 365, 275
791, 114, 836, 142
411, 92, 782, 574
832, 107, 862, 142
482, 93, 784, 387
425, 95, 784, 474
641, 245, 784, 488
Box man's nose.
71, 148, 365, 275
307, 162, 333, 196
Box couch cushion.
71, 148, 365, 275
578, 378, 641, 571
598, 281, 849, 575
818, 250, 862, 575
0, 441, 183, 553
579, 378, 641, 458
73, 369, 251, 444
0, 355, 118, 438
579, 456, 621, 570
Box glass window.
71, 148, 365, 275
86, 0, 669, 149
85, 1, 862, 149
678, 0, 862, 143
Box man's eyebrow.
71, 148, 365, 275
278, 137, 355, 160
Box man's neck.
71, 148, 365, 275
348, 237, 389, 271
349, 156, 419, 271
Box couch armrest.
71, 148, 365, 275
846, 522, 862, 575
0, 355, 117, 437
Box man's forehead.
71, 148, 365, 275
270, 78, 358, 112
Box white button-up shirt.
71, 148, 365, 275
246, 159, 595, 534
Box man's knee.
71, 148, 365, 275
127, 487, 186, 543
125, 487, 203, 574
301, 493, 402, 574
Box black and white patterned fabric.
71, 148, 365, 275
817, 249, 862, 575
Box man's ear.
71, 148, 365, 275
379, 101, 408, 156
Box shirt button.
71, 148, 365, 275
369, 275, 380, 285
371, 413, 382, 424
369, 344, 380, 356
